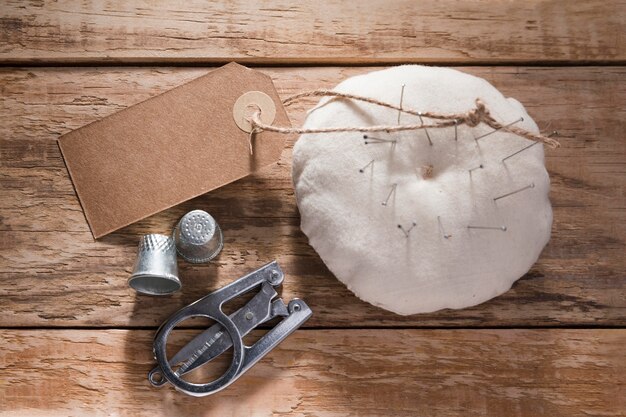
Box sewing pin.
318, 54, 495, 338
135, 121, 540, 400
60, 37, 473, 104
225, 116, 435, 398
467, 225, 507, 231
418, 114, 433, 146
501, 141, 540, 162
501, 131, 557, 162
359, 159, 375, 173
437, 216, 452, 239
493, 183, 535, 202
363, 134, 397, 145
454, 119, 458, 141
475, 117, 524, 141
381, 183, 397, 206
397, 84, 405, 124
468, 164, 484, 176
398, 222, 417, 238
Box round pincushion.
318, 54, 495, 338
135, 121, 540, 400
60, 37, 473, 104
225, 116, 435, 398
292, 65, 552, 315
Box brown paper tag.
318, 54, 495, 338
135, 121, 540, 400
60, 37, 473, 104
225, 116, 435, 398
58, 62, 290, 238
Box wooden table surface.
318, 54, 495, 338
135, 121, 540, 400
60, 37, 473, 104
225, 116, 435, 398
1, 1, 625, 416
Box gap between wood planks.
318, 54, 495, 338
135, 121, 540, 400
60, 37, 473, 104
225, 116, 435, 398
0, 324, 626, 331
3, 325, 625, 331
1, 59, 626, 67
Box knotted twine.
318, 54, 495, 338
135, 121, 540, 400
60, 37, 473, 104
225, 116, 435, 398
249, 89, 560, 149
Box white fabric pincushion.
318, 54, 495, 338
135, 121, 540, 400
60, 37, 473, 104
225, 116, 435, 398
292, 66, 552, 315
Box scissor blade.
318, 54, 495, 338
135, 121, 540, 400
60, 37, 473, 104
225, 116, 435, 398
169, 322, 228, 373
172, 282, 283, 377
156, 282, 275, 377
152, 282, 288, 385
178, 298, 288, 376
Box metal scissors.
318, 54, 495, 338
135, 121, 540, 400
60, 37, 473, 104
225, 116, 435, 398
148, 261, 312, 397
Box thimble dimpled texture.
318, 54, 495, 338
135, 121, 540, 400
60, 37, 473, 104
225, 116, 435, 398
141, 233, 175, 251
180, 211, 215, 244
175, 210, 223, 263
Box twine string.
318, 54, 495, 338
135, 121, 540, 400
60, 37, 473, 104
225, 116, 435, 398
249, 89, 560, 149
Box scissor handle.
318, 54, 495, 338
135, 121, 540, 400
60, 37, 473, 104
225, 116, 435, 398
153, 309, 242, 396
154, 299, 312, 397
149, 282, 281, 387
152, 261, 285, 396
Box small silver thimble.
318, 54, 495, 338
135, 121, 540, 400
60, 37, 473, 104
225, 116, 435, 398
173, 210, 223, 263
128, 234, 181, 295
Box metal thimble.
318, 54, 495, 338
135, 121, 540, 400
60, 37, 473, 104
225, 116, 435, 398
128, 234, 181, 295
173, 210, 223, 263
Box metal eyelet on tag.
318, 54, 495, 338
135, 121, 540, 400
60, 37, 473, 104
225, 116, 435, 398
233, 91, 277, 133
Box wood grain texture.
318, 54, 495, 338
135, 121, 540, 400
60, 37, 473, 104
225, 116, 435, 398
0, 0, 624, 65
0, 329, 624, 417
1, 66, 624, 328
0, 3, 624, 415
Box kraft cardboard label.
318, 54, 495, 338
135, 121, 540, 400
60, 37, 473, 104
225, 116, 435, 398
58, 63, 290, 238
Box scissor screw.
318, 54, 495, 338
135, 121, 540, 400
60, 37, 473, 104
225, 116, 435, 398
244, 311, 254, 320
268, 269, 281, 284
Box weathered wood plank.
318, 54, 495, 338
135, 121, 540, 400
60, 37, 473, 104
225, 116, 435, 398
0, 0, 624, 65
0, 329, 624, 416
1, 66, 625, 327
